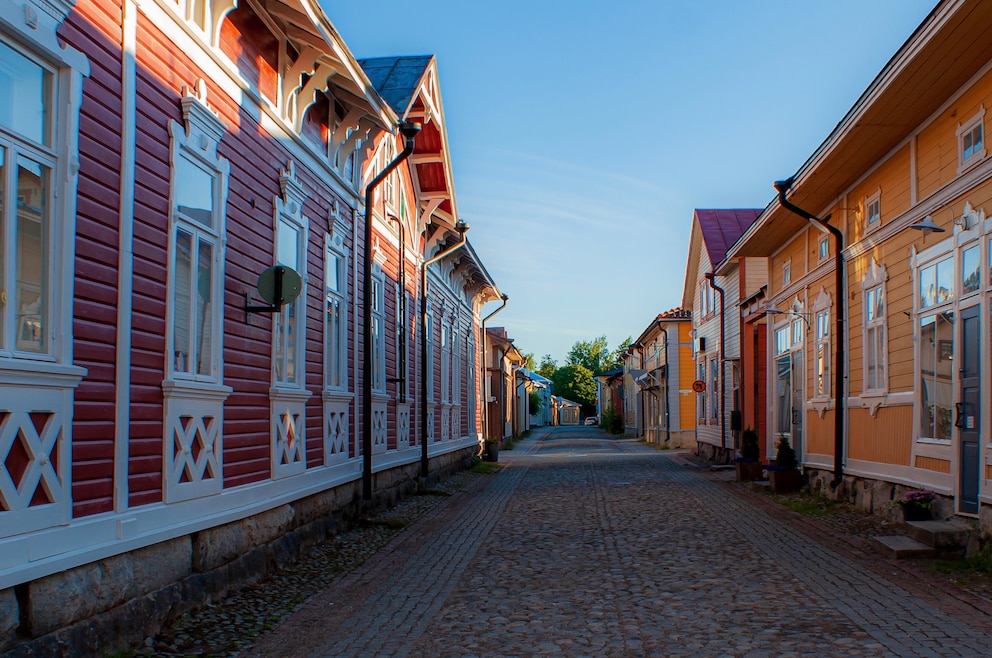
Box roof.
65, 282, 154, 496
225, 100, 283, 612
694, 209, 762, 267
358, 56, 433, 117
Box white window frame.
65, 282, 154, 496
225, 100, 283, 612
957, 106, 986, 173
864, 189, 881, 231
441, 317, 451, 405
708, 357, 719, 421
371, 265, 386, 393
0, 3, 87, 538
818, 236, 829, 263
782, 259, 791, 286
324, 231, 348, 391
426, 302, 435, 402
861, 259, 887, 396
272, 162, 308, 390
696, 360, 706, 423
810, 287, 833, 408
162, 82, 232, 503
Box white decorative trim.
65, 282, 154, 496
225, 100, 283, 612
271, 160, 309, 391
372, 399, 388, 454
956, 105, 986, 174
162, 382, 231, 502
270, 389, 312, 479
396, 403, 411, 448
322, 392, 352, 465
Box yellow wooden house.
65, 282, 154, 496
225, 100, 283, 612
729, 0, 992, 527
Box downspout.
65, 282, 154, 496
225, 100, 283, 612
387, 214, 406, 403
480, 295, 509, 441
659, 324, 671, 445
705, 272, 727, 454
420, 220, 470, 477
775, 177, 845, 488
362, 121, 421, 502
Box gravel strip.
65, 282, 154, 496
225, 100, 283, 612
132, 470, 480, 657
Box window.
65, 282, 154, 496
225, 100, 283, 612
371, 268, 385, 391
696, 361, 706, 423
273, 164, 308, 389
451, 320, 461, 404
782, 261, 791, 286
865, 191, 880, 228
962, 244, 980, 296
919, 256, 953, 309
325, 234, 347, 389
1, 40, 54, 357
382, 140, 395, 206
0, 9, 87, 536
708, 357, 719, 421
958, 108, 985, 170
919, 312, 954, 441
394, 286, 412, 400
441, 320, 450, 404
170, 144, 223, 379
818, 236, 829, 262
814, 309, 830, 398
426, 304, 435, 402
863, 285, 886, 391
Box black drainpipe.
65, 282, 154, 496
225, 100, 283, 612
362, 121, 421, 502
775, 177, 845, 488
419, 221, 470, 478
705, 272, 726, 455
480, 295, 509, 441
659, 323, 671, 445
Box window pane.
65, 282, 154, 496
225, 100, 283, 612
277, 218, 299, 268
16, 158, 48, 353
174, 229, 193, 373
175, 156, 214, 227
196, 239, 213, 375
326, 253, 339, 293
920, 265, 935, 309
776, 357, 791, 434
0, 148, 4, 348
775, 327, 789, 355
962, 245, 980, 294
936, 258, 953, 304
284, 294, 297, 381
0, 41, 51, 145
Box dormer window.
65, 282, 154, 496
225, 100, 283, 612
865, 191, 881, 229
958, 107, 986, 172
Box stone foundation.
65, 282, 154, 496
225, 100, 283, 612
807, 467, 988, 532
696, 441, 733, 465
1, 446, 476, 657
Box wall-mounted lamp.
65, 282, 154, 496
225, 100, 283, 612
765, 303, 810, 330
907, 214, 945, 236
958, 201, 984, 230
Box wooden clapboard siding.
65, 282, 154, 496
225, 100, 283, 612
677, 323, 695, 432
769, 233, 806, 295
847, 406, 912, 465
66, 0, 126, 517
805, 409, 835, 457
847, 145, 912, 244
916, 456, 951, 474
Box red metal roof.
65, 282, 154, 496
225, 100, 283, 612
695, 209, 762, 268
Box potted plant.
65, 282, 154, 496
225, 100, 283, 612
895, 488, 936, 522
483, 438, 499, 462
767, 435, 803, 493
735, 427, 764, 481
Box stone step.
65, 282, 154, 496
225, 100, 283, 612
869, 535, 937, 559
905, 519, 971, 557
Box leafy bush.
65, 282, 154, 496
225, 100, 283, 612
772, 435, 798, 470
600, 405, 623, 434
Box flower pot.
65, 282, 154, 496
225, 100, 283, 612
736, 461, 764, 481
768, 468, 803, 494
900, 503, 933, 522
483, 441, 499, 462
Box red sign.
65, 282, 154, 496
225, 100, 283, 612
691, 379, 706, 393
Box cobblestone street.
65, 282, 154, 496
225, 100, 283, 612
237, 426, 992, 658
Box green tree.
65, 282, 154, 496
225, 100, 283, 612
604, 336, 633, 371
566, 336, 609, 374
552, 364, 597, 414
521, 352, 536, 370
536, 354, 557, 380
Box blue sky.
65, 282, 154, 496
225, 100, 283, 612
326, 1, 936, 365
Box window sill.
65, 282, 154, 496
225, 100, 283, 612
958, 151, 986, 176
162, 378, 233, 401
860, 390, 888, 417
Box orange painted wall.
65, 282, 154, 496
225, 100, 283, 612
847, 406, 913, 466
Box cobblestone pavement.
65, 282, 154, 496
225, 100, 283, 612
241, 426, 992, 658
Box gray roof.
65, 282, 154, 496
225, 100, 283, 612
358, 55, 433, 117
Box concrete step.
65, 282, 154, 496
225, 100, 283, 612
905, 519, 971, 557
869, 535, 936, 559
